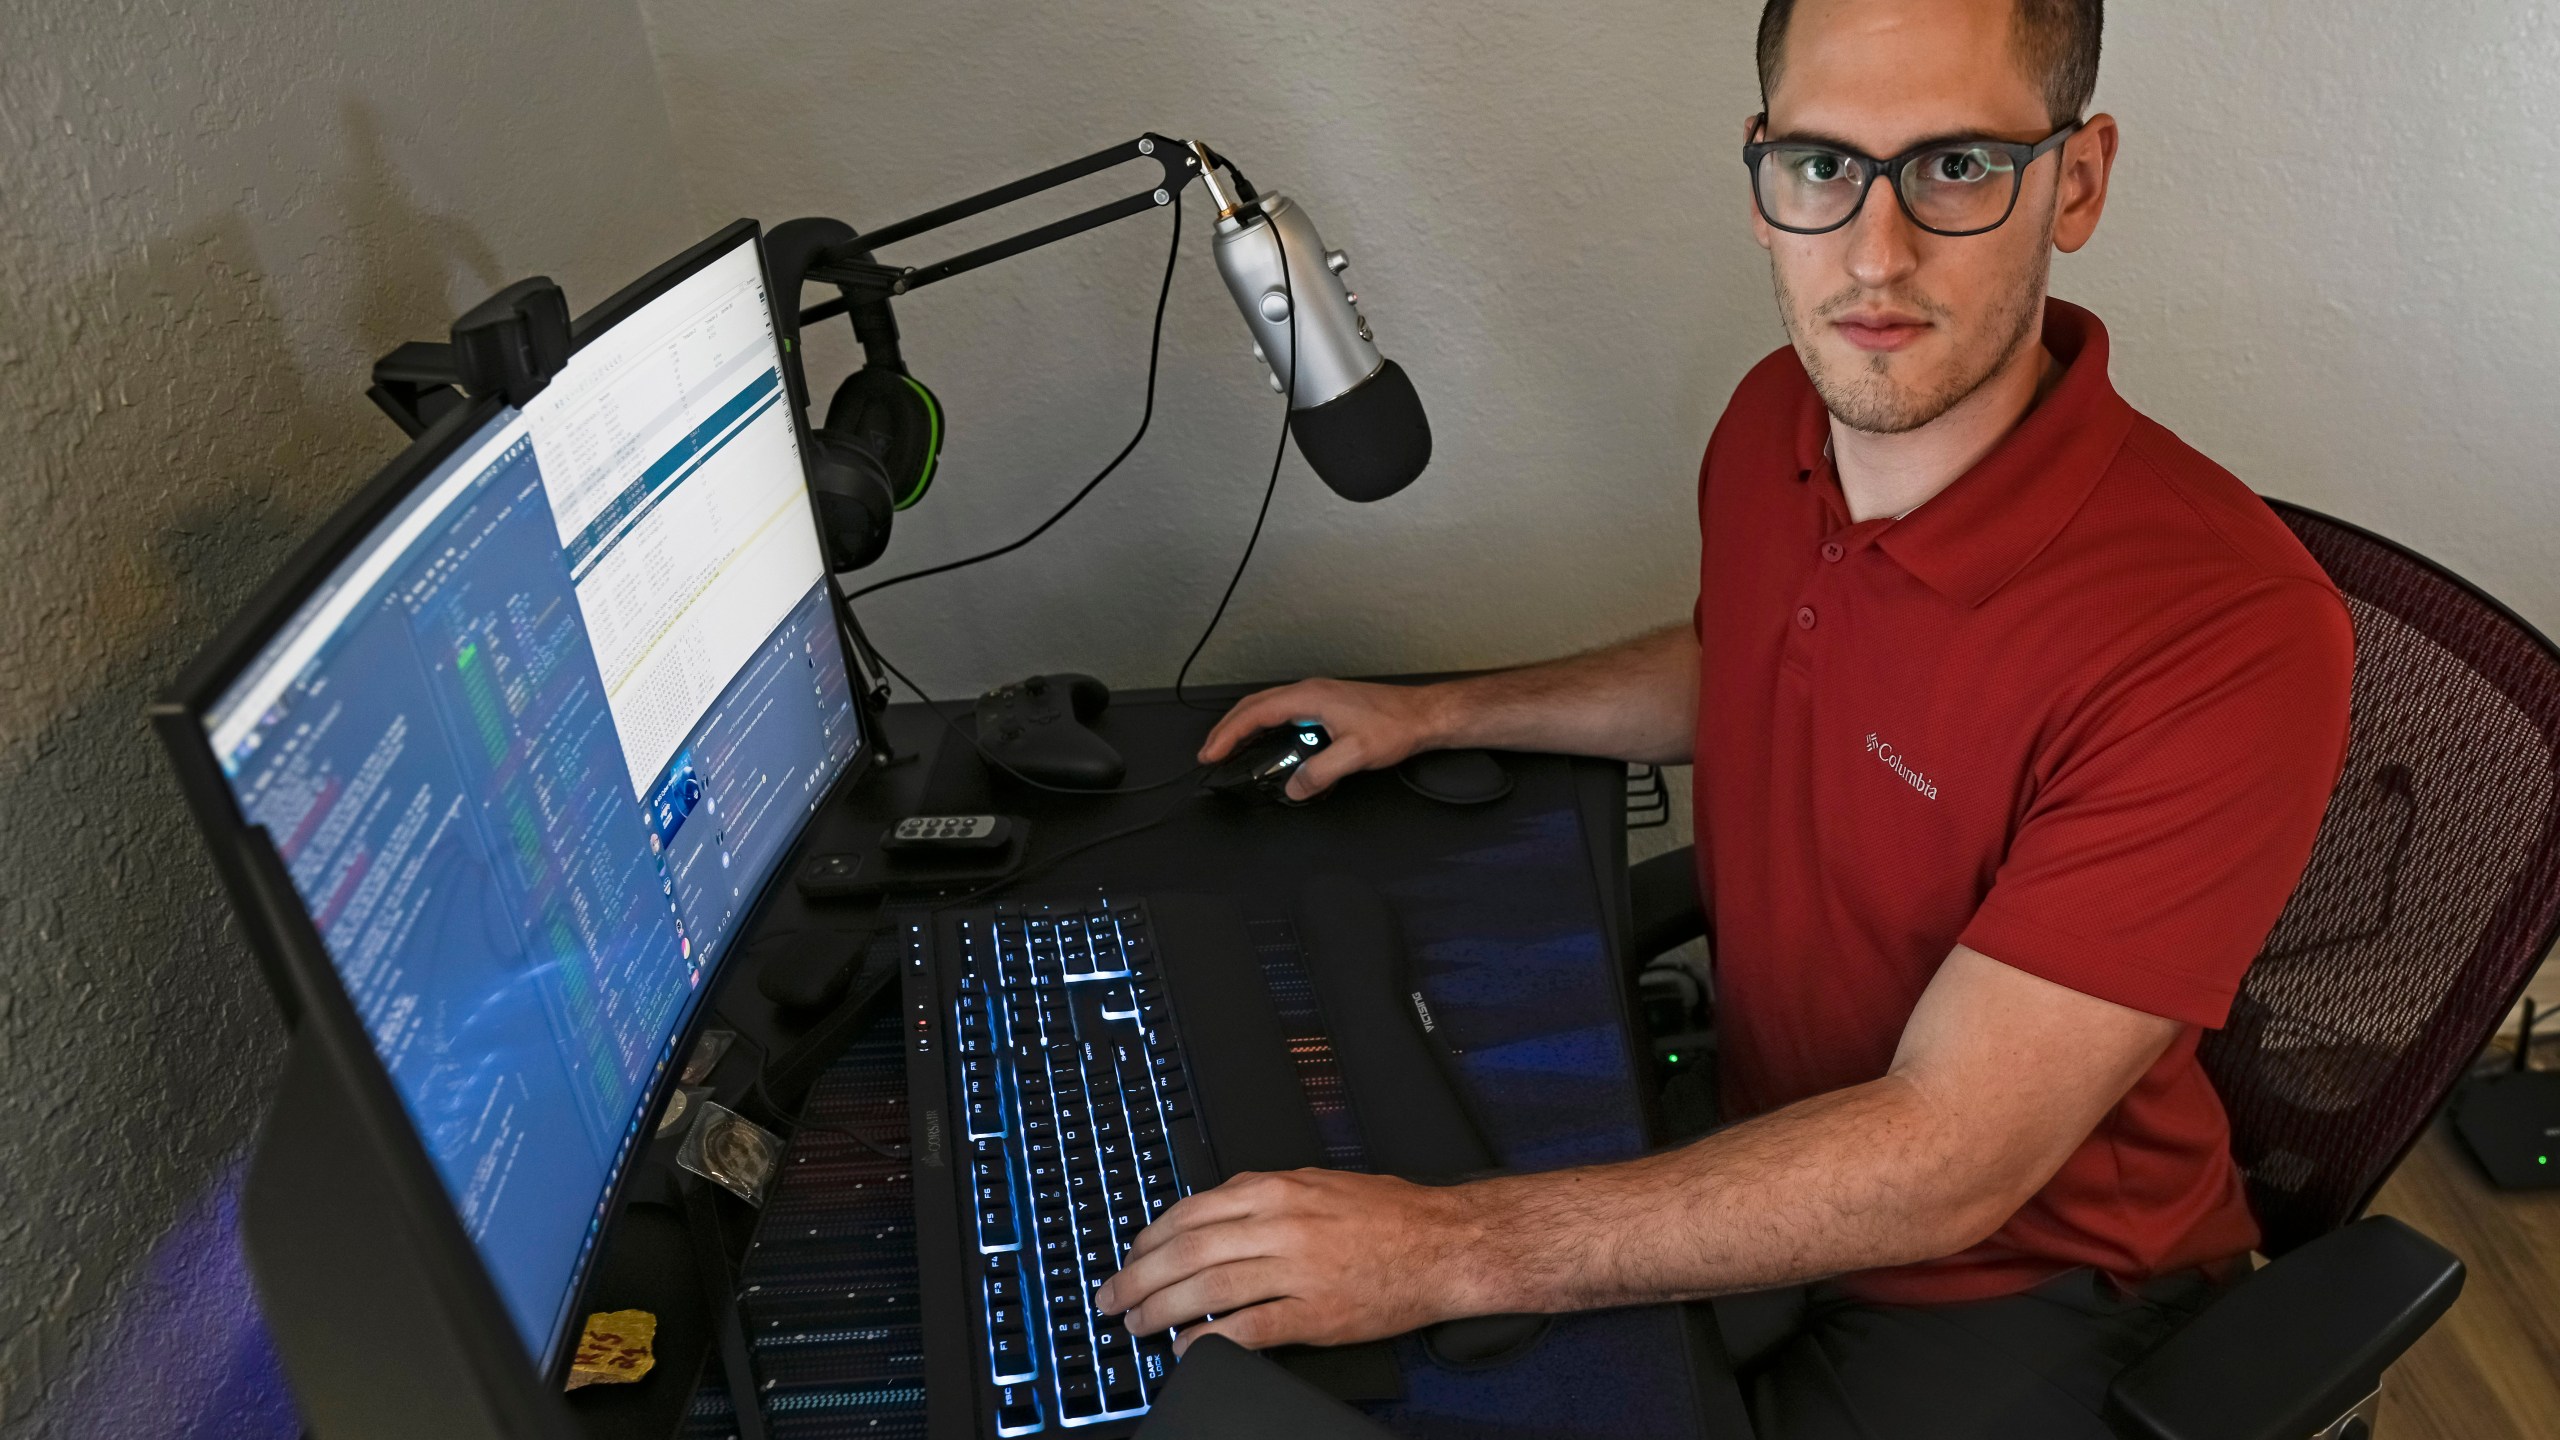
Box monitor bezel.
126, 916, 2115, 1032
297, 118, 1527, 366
150, 216, 879, 1386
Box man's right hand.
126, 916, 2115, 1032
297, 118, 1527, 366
1197, 625, 1698, 796
1199, 679, 1449, 801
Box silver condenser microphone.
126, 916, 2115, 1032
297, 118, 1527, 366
1197, 146, 1432, 502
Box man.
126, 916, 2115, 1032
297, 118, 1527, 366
1096, 0, 2355, 1433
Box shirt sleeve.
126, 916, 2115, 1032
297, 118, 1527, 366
1958, 578, 2355, 1028
1693, 429, 1719, 642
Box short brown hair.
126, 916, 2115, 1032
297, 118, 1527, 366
1756, 0, 2102, 128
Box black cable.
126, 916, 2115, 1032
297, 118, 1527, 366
846, 191, 1184, 605
786, 1105, 912, 1164
1173, 214, 1297, 710
855, 624, 1208, 796
932, 787, 1206, 910
1201, 148, 1257, 202
711, 1021, 913, 1161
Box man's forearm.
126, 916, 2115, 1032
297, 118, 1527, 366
1442, 944, 2178, 1316
1097, 949, 2176, 1351
1451, 1075, 2005, 1313
1422, 623, 1697, 764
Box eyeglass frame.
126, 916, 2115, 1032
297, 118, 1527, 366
1742, 117, 2083, 238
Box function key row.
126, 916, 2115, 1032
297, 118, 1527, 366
972, 1135, 1019, 1256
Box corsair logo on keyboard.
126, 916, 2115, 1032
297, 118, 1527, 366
1408, 990, 1438, 1034
921, 1106, 945, 1168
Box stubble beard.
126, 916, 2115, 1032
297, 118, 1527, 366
1775, 240, 2052, 437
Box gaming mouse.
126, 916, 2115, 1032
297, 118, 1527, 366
1203, 720, 1332, 804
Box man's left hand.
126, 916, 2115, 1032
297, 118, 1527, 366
1094, 1169, 1486, 1354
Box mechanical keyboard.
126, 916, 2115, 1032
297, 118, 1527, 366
908, 896, 1212, 1435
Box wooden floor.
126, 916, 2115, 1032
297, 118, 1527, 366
2365, 1119, 2560, 1437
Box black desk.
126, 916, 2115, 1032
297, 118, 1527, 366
581, 687, 1745, 1440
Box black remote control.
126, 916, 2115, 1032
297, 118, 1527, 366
881, 814, 1015, 854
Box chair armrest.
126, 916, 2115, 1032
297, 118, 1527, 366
1630, 844, 1708, 965
2104, 1216, 2463, 1440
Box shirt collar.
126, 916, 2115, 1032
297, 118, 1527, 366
1797, 299, 2137, 609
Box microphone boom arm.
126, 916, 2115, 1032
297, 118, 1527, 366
795, 133, 1239, 320
776, 129, 1428, 505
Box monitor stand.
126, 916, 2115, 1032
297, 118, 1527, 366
682, 1178, 773, 1440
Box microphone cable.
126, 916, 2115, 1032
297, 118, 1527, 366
845, 182, 1304, 765
844, 190, 1185, 607
1173, 214, 1296, 712
847, 628, 1207, 797
834, 188, 1207, 794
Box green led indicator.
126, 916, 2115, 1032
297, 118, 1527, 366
1665, 1053, 1681, 1064
2540, 1155, 2549, 1166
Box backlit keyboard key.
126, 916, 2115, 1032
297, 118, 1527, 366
993, 1338, 1033, 1381
952, 897, 1200, 1431
996, 1391, 1041, 1435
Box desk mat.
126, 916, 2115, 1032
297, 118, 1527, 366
1363, 798, 1698, 1440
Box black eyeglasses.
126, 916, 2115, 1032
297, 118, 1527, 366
1744, 118, 2081, 237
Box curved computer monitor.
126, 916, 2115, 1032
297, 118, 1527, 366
154, 220, 866, 1385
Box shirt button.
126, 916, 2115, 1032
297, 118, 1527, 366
1821, 541, 1844, 563
1796, 606, 1818, 631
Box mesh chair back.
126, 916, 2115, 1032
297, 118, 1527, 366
2202, 501, 2560, 1256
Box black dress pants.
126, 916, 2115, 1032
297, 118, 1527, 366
1710, 1267, 2226, 1440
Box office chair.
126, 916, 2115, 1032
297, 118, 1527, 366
1627, 500, 2560, 1440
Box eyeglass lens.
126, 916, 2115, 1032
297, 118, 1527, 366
1755, 143, 2021, 235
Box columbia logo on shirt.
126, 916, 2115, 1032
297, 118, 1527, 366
1865, 732, 1939, 801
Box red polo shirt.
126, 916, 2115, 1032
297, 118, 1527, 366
1693, 300, 2353, 1304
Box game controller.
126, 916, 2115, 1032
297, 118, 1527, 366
973, 673, 1127, 789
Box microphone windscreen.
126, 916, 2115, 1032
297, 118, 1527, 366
1287, 358, 1431, 503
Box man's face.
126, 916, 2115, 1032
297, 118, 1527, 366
1752, 0, 2109, 434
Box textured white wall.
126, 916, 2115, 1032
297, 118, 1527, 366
635, 0, 2560, 704
0, 3, 695, 1432
2082, 2, 2560, 630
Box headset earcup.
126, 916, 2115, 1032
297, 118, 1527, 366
823, 367, 943, 509
805, 432, 898, 572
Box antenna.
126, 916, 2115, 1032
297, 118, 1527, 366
2520, 998, 2540, 1075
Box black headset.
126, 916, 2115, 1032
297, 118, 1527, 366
764, 218, 946, 573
